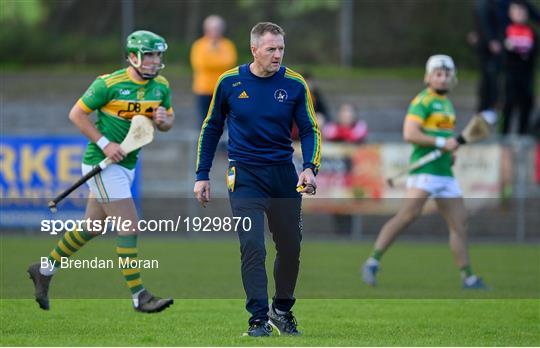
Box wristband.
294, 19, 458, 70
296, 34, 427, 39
96, 136, 110, 150
434, 136, 446, 149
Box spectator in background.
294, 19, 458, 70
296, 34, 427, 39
502, 0, 537, 135
291, 71, 328, 140
470, 0, 507, 123
303, 72, 329, 125
190, 15, 237, 127
533, 111, 540, 138
534, 112, 540, 184
469, 0, 540, 126
323, 103, 367, 143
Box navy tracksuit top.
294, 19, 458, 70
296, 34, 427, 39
196, 64, 321, 181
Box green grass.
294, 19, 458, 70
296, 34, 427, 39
1, 299, 538, 346
1, 237, 539, 346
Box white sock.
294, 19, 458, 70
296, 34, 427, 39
463, 275, 478, 286
39, 264, 57, 276
132, 289, 144, 307
366, 257, 379, 266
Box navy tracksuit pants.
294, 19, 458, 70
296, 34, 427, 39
228, 161, 302, 324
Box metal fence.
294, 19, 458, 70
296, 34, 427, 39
140, 131, 540, 242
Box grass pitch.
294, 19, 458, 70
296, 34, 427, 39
1, 299, 538, 346
1, 236, 539, 346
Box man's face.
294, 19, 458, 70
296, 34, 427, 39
338, 104, 356, 127
426, 68, 454, 92
131, 51, 164, 77
251, 32, 284, 74
509, 3, 528, 24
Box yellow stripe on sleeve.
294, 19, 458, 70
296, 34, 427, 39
406, 114, 424, 124
284, 68, 322, 168
76, 99, 93, 113
196, 67, 239, 171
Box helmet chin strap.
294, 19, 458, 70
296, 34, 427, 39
434, 75, 458, 94
135, 65, 153, 80
127, 51, 164, 80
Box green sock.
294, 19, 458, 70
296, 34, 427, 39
460, 265, 473, 279
48, 229, 96, 266
370, 249, 384, 262
117, 234, 144, 294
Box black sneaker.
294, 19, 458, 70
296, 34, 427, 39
268, 305, 301, 336
242, 320, 272, 337
134, 290, 173, 313
27, 263, 52, 310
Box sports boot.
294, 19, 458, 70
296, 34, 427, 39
27, 263, 52, 310
242, 320, 272, 337
268, 305, 301, 336
134, 289, 173, 313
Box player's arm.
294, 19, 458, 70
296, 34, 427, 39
294, 80, 321, 194
403, 117, 458, 152
154, 107, 174, 132
154, 85, 175, 132
72, 79, 125, 162
194, 78, 228, 206
195, 80, 227, 180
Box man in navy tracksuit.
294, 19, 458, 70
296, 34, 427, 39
194, 22, 321, 337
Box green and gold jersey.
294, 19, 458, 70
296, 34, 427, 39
77, 68, 173, 169
405, 88, 456, 177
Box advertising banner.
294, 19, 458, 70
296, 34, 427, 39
0, 136, 140, 227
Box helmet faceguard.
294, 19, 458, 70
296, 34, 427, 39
424, 54, 458, 93
126, 30, 168, 79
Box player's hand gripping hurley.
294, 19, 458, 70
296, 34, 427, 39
386, 113, 492, 187
48, 115, 154, 212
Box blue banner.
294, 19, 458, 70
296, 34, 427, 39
0, 136, 140, 227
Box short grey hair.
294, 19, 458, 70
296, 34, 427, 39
250, 22, 285, 47
204, 15, 225, 32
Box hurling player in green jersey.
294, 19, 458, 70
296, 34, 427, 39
362, 55, 487, 290
28, 30, 175, 312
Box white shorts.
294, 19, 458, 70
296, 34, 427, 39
406, 174, 462, 198
82, 163, 135, 203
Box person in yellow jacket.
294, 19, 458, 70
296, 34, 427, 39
191, 15, 237, 126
